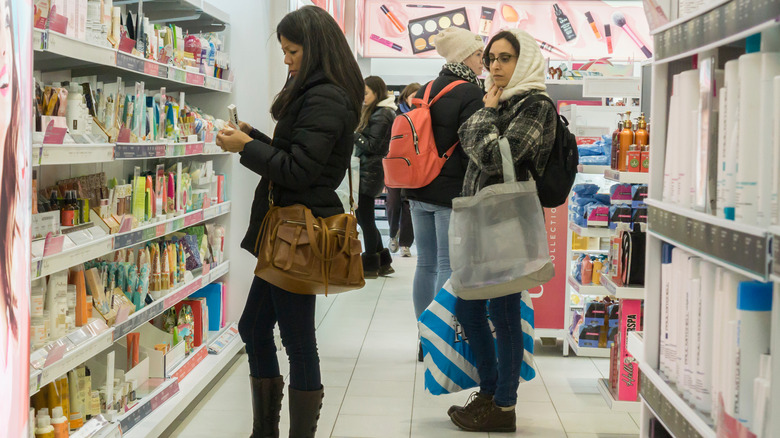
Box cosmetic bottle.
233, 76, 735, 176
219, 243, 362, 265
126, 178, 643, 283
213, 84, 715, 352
635, 113, 649, 148
640, 146, 650, 173
619, 112, 634, 172
35, 414, 54, 438
611, 115, 623, 170
553, 4, 577, 42
50, 407, 68, 438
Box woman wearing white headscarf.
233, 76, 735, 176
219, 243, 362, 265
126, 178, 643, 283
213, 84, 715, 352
447, 29, 557, 433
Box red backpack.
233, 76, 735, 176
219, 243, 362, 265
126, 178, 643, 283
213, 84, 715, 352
383, 80, 467, 189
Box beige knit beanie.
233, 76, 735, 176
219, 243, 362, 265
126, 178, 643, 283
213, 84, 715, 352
434, 27, 484, 64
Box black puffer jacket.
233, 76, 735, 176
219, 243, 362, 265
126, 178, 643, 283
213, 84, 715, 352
354, 97, 397, 198
403, 68, 484, 207
238, 72, 359, 255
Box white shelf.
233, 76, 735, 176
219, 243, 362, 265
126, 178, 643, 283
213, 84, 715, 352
569, 222, 615, 238
637, 362, 716, 438
30, 261, 231, 394
567, 276, 609, 296
572, 248, 610, 255
33, 143, 114, 166
566, 332, 611, 358
600, 275, 645, 300
122, 328, 243, 437
32, 202, 231, 280
578, 164, 610, 175
546, 79, 584, 85
604, 169, 650, 184
598, 378, 640, 412
627, 331, 644, 364
582, 77, 642, 99
35, 29, 231, 94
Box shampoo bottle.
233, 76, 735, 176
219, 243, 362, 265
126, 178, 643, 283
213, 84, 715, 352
619, 112, 634, 172
50, 407, 68, 438
35, 414, 54, 438
635, 113, 649, 148
611, 114, 624, 170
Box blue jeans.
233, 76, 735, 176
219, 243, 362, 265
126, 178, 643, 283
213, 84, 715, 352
410, 200, 452, 320
455, 293, 524, 407
238, 276, 321, 391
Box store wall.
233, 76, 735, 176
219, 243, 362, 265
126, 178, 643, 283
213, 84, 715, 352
189, 0, 289, 323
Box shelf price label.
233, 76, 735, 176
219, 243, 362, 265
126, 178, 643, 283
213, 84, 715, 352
152, 380, 180, 410
113, 301, 165, 340
184, 211, 204, 227
163, 278, 203, 308
186, 72, 205, 86
172, 346, 208, 382
120, 401, 153, 432
648, 206, 770, 279
115, 143, 166, 159
185, 142, 204, 156
169, 68, 187, 83
116, 52, 144, 72
29, 373, 41, 395
114, 230, 142, 249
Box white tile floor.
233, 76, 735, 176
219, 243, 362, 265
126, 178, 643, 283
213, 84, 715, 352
167, 254, 640, 438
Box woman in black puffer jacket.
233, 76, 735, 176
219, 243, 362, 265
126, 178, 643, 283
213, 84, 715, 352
354, 75, 397, 277
215, 7, 363, 438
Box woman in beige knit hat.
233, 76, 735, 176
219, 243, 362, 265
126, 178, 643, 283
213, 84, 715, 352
406, 26, 484, 361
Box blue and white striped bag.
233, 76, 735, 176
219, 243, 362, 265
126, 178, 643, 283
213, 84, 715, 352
418, 280, 536, 395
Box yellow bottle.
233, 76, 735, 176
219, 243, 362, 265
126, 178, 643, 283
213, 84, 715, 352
618, 111, 634, 172
635, 113, 649, 148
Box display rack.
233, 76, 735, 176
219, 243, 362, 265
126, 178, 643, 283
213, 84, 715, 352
565, 332, 610, 358
28, 1, 243, 436
598, 378, 641, 412
640, 2, 779, 436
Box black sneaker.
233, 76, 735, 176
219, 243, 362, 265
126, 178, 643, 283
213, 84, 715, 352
450, 400, 516, 433
447, 391, 493, 417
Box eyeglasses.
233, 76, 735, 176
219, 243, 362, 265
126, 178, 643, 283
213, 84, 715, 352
483, 54, 517, 68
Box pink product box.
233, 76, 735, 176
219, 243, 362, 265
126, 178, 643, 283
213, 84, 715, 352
615, 299, 642, 401
587, 206, 610, 227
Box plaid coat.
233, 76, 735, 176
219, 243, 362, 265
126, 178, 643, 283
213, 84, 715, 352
458, 90, 557, 197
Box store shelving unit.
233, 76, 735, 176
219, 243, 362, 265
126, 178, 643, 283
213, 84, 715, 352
598, 378, 641, 412
28, 2, 243, 435
640, 2, 779, 436
604, 168, 650, 184
565, 332, 610, 358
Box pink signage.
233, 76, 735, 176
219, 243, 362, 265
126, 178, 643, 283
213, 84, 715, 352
360, 0, 652, 61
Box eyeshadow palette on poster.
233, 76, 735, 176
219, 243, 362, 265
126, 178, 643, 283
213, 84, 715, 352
361, 0, 652, 61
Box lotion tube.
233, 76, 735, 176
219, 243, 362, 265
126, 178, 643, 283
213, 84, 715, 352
736, 281, 773, 429
724, 60, 740, 220
755, 53, 780, 226
735, 53, 763, 224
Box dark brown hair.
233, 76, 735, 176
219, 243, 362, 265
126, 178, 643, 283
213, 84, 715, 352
483, 31, 521, 69
270, 6, 363, 121
399, 82, 421, 105
358, 76, 388, 132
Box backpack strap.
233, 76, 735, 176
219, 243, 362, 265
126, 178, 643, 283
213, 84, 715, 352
410, 80, 468, 109
512, 93, 560, 181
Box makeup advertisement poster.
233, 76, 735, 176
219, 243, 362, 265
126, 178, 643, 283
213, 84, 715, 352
528, 204, 567, 330
361, 0, 652, 61
0, 0, 33, 436
299, 0, 348, 32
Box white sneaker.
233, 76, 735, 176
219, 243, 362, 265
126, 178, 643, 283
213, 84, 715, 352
389, 238, 399, 253
401, 247, 412, 257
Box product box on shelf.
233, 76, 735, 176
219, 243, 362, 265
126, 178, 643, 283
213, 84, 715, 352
578, 324, 603, 348
610, 299, 642, 401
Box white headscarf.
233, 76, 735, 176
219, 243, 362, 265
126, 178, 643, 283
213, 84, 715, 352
484, 29, 546, 102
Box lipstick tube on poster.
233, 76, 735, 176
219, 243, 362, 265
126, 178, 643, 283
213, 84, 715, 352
380, 5, 405, 33
370, 34, 403, 52
585, 12, 602, 40
604, 24, 613, 54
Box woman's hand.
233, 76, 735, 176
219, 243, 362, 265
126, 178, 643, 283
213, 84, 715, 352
484, 85, 503, 109
227, 120, 253, 135
216, 128, 252, 153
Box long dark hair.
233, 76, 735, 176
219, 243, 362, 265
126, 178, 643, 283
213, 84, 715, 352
358, 76, 388, 132
399, 82, 421, 105
270, 6, 363, 121
483, 31, 521, 68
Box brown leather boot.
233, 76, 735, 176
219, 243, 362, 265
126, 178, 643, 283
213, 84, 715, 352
447, 391, 493, 417
288, 386, 324, 438
249, 376, 284, 438
450, 400, 516, 433
362, 253, 380, 279
378, 248, 395, 276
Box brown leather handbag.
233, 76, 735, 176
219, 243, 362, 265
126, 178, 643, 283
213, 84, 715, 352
254, 177, 365, 295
